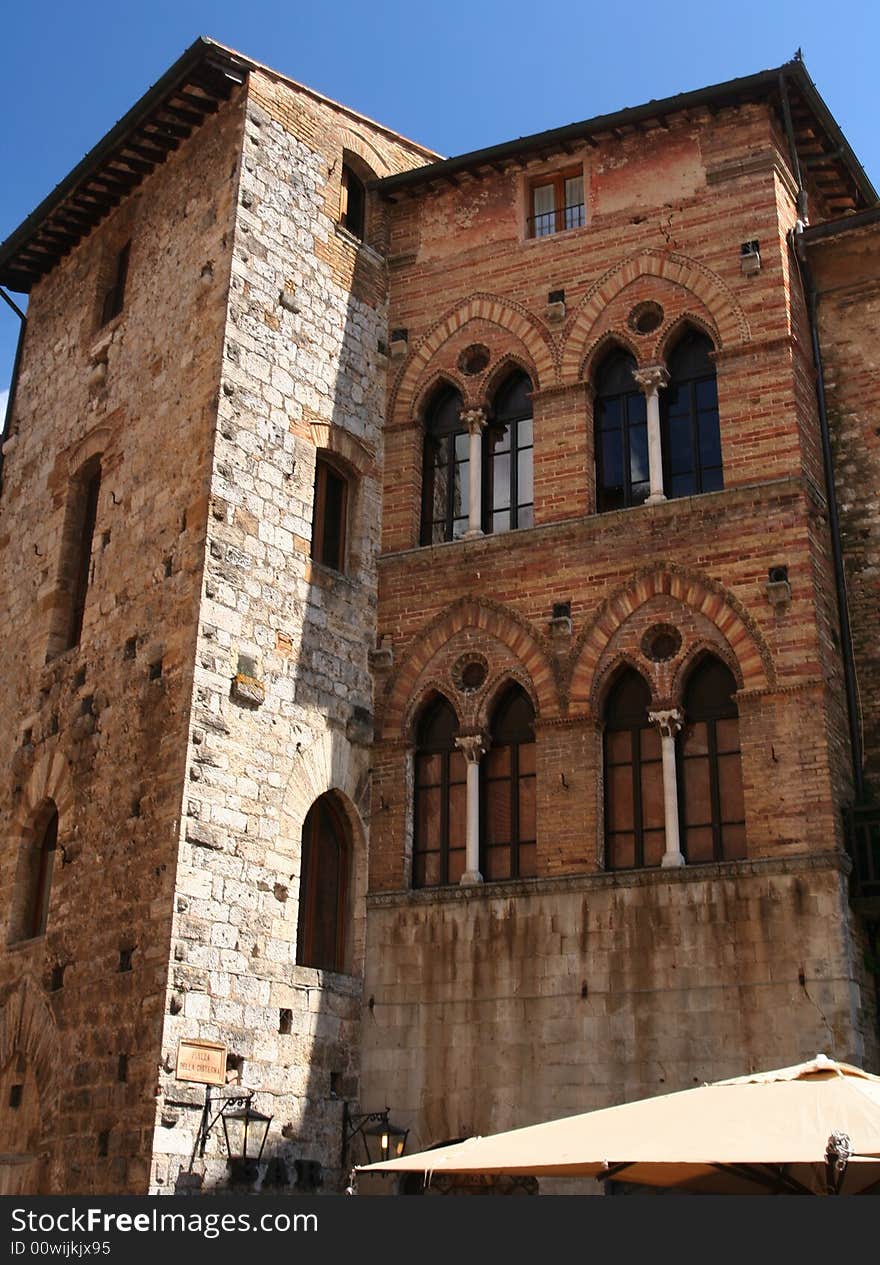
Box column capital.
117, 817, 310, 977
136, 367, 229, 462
460, 407, 487, 436
648, 707, 684, 738
632, 364, 669, 395
455, 732, 490, 762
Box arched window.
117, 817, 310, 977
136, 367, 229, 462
594, 350, 649, 512
661, 330, 722, 499
483, 684, 536, 880
603, 670, 664, 870
296, 795, 351, 972
9, 803, 58, 944
52, 456, 101, 655
487, 372, 533, 532
420, 386, 468, 545
413, 697, 465, 887
311, 455, 348, 572
679, 657, 745, 862
340, 163, 366, 240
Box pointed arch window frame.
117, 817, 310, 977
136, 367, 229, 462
485, 371, 534, 534
420, 386, 469, 546
412, 696, 466, 888
660, 328, 723, 500
677, 656, 746, 864
593, 348, 650, 513
296, 795, 352, 973
481, 683, 537, 881
602, 668, 665, 871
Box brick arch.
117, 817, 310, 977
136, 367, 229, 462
390, 294, 557, 425
308, 420, 377, 478
479, 669, 539, 733
656, 311, 719, 362
591, 650, 656, 716
412, 370, 468, 424
570, 566, 773, 708
339, 128, 389, 177
672, 639, 744, 704
404, 683, 464, 744
9, 750, 75, 849
482, 354, 537, 410
0, 978, 58, 1115
561, 249, 750, 381
581, 330, 643, 384
281, 730, 368, 846
380, 599, 560, 739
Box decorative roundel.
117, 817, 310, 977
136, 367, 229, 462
452, 653, 489, 693
641, 624, 682, 663
457, 344, 491, 376
628, 302, 664, 336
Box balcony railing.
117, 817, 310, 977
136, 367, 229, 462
528, 204, 585, 238
845, 803, 880, 909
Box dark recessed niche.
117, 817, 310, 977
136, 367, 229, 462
119, 948, 133, 972
642, 624, 682, 663
279, 1008, 293, 1035
457, 343, 490, 376
628, 301, 664, 336
9, 1084, 23, 1109
452, 654, 489, 693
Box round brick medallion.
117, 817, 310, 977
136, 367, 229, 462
457, 344, 490, 376
642, 624, 682, 662
628, 302, 664, 335
452, 654, 489, 693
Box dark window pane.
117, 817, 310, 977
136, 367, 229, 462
683, 756, 712, 825
447, 847, 465, 884
722, 824, 747, 860
448, 783, 467, 847
518, 842, 537, 878
606, 729, 632, 763
486, 746, 511, 777
484, 845, 511, 881
629, 423, 649, 490
517, 448, 533, 512
608, 765, 634, 832
608, 833, 635, 870
642, 829, 665, 868
641, 762, 665, 830
684, 826, 714, 864
718, 753, 745, 823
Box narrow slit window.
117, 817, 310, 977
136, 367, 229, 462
296, 795, 351, 972
340, 164, 366, 240
311, 456, 349, 572
100, 241, 131, 326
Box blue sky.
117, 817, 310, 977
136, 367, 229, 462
2, 0, 878, 413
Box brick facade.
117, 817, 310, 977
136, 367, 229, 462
0, 43, 877, 1194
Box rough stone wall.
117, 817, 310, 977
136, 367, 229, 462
808, 221, 880, 799
149, 70, 432, 1194
0, 95, 245, 1192
362, 858, 866, 1150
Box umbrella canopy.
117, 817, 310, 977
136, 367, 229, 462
358, 1056, 880, 1194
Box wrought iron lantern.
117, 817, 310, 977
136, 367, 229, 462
342, 1103, 408, 1168
220, 1094, 273, 1183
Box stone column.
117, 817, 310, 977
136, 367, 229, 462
632, 365, 669, 505
455, 732, 489, 885
648, 708, 685, 868
461, 408, 487, 536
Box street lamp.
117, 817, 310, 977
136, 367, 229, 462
341, 1103, 408, 1169
221, 1095, 273, 1184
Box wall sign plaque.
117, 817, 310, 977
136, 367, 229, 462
175, 1039, 228, 1086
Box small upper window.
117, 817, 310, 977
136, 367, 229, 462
311, 456, 348, 573
100, 242, 131, 326
528, 167, 584, 238
340, 164, 366, 240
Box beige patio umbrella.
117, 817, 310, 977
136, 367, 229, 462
357, 1056, 880, 1194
